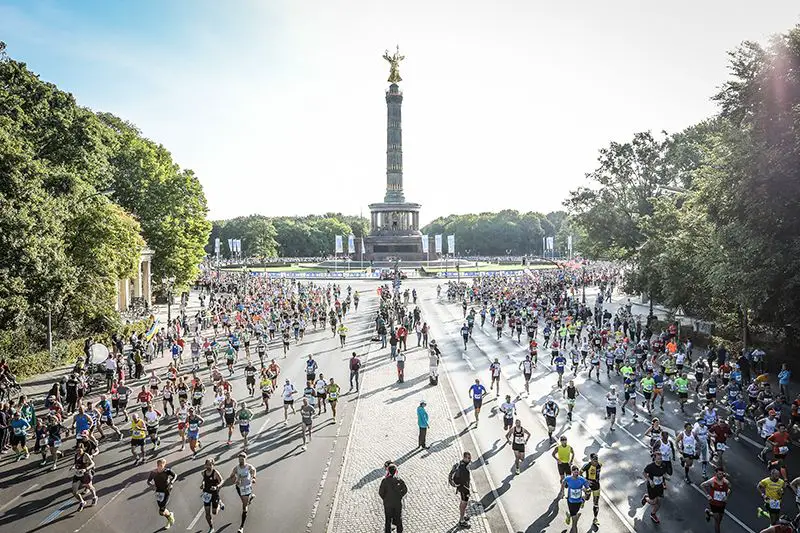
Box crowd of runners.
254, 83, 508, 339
1, 275, 363, 533
447, 268, 797, 533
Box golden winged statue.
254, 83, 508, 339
383, 45, 405, 84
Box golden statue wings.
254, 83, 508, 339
383, 45, 405, 84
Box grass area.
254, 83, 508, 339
222, 264, 368, 273
423, 263, 556, 273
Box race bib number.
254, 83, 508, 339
155, 491, 166, 503
716, 443, 727, 452
568, 488, 583, 500
202, 492, 212, 504
779, 446, 789, 455
713, 490, 727, 502
769, 499, 781, 510
652, 476, 663, 486
239, 484, 252, 496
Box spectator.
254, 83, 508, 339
378, 463, 407, 533
348, 352, 361, 392
453, 451, 472, 528
779, 364, 791, 399
417, 400, 429, 449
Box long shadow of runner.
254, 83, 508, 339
349, 447, 423, 490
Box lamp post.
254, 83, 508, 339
675, 306, 686, 347
581, 264, 586, 304
162, 276, 176, 327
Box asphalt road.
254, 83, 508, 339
0, 285, 381, 533
2, 277, 791, 533
417, 279, 786, 533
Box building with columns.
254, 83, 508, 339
363, 55, 426, 262
116, 247, 154, 311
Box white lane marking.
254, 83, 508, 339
187, 506, 205, 530
688, 484, 756, 533
598, 490, 636, 533
440, 354, 512, 533
0, 482, 39, 513
73, 481, 132, 533
462, 351, 475, 371
253, 417, 272, 440
39, 499, 73, 527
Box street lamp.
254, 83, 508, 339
162, 276, 176, 326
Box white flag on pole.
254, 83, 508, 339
214, 238, 220, 256
421, 235, 429, 254
447, 234, 455, 254
434, 234, 443, 254
546, 236, 554, 250
335, 235, 343, 254
347, 234, 355, 254
567, 235, 573, 251
237, 240, 243, 254
227, 239, 234, 254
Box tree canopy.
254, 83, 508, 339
566, 25, 800, 344
0, 45, 210, 355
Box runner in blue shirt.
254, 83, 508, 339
554, 353, 567, 388
73, 406, 93, 444
561, 465, 591, 532
469, 379, 487, 426
730, 394, 747, 439
9, 411, 31, 460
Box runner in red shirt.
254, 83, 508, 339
700, 467, 730, 533
709, 418, 733, 468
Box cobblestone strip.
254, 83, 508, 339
328, 342, 491, 533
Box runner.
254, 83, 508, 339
758, 469, 787, 525
222, 391, 237, 445
237, 402, 253, 449
542, 396, 560, 442
564, 380, 577, 422
300, 397, 314, 451
580, 453, 603, 527
469, 379, 487, 427
314, 374, 328, 414
560, 464, 591, 533
489, 358, 501, 396
700, 467, 731, 533
677, 422, 698, 483
499, 395, 516, 431
504, 419, 530, 475
282, 379, 297, 423
229, 452, 257, 533
176, 399, 189, 451
9, 410, 31, 460
130, 413, 147, 464
42, 414, 64, 470
519, 354, 534, 395
641, 451, 668, 524
605, 385, 618, 431
552, 435, 574, 483
244, 360, 257, 397
259, 371, 273, 414
201, 458, 226, 533
96, 393, 122, 440
71, 441, 97, 512
328, 377, 340, 421
143, 403, 162, 453
187, 408, 204, 459
147, 458, 177, 529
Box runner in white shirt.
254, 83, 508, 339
282, 379, 297, 423
314, 376, 328, 415
489, 359, 502, 396
519, 355, 534, 395
229, 452, 256, 533
605, 385, 618, 431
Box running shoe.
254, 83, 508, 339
650, 513, 660, 524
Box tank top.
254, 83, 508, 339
544, 403, 557, 417
659, 441, 673, 461
566, 386, 576, 400
513, 427, 525, 445
202, 470, 220, 492
709, 478, 729, 503
682, 433, 696, 455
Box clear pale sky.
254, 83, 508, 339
1, 1, 797, 224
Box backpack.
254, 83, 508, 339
448, 463, 461, 487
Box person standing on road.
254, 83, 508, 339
378, 463, 408, 533
417, 400, 429, 449
147, 458, 177, 529
348, 352, 361, 392
451, 451, 472, 528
